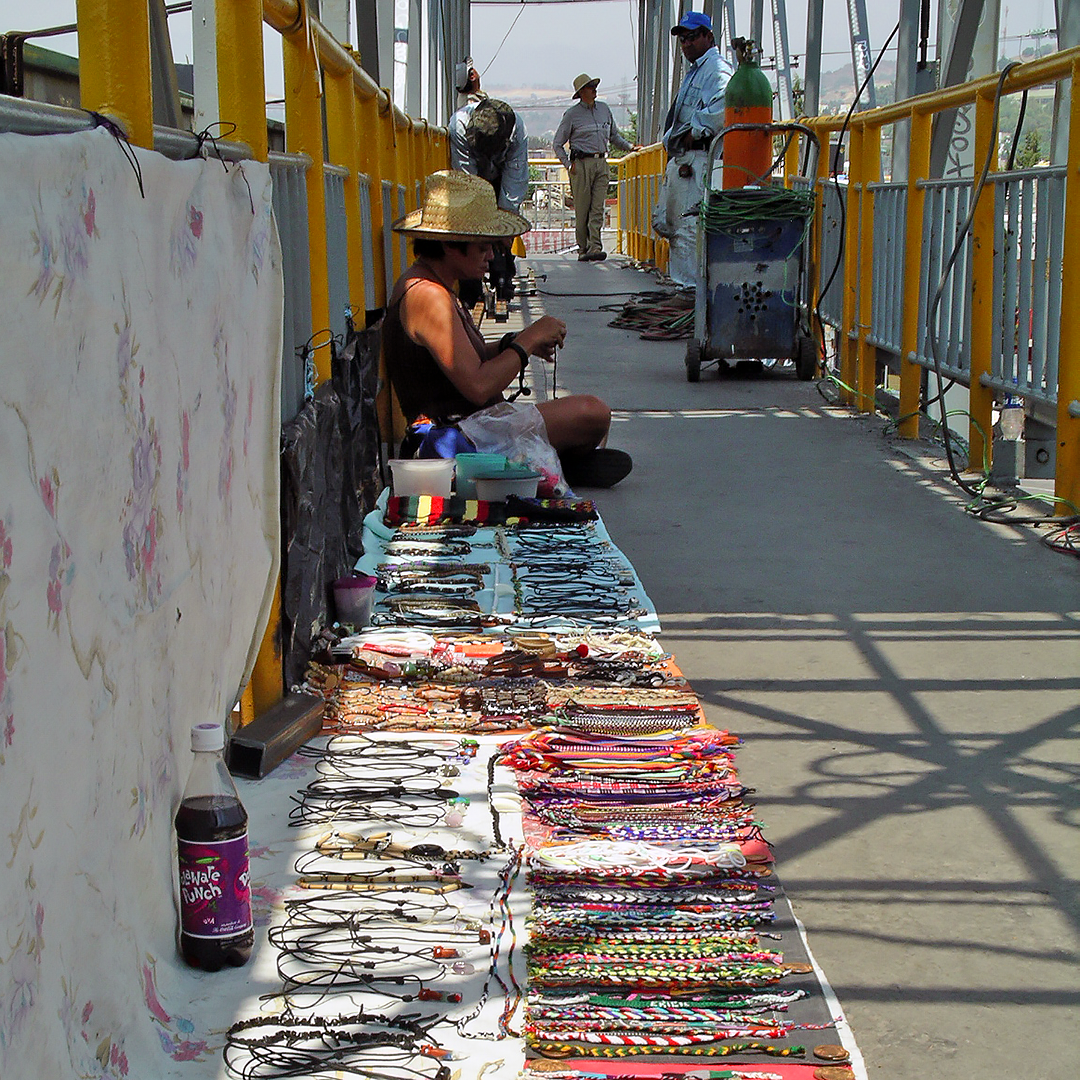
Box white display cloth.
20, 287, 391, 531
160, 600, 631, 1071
0, 129, 282, 1077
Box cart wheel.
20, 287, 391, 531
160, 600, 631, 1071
795, 334, 818, 381
685, 339, 702, 382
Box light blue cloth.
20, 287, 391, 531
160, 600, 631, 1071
449, 93, 530, 213
356, 489, 662, 633
662, 45, 735, 154
552, 100, 633, 171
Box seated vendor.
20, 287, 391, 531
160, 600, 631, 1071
384, 170, 632, 488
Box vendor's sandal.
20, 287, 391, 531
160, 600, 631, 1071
561, 447, 633, 488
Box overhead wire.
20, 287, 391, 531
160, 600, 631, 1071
814, 19, 901, 381
480, 1, 529, 78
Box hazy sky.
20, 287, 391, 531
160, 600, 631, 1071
0, 0, 1060, 109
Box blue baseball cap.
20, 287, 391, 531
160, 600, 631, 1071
671, 11, 712, 35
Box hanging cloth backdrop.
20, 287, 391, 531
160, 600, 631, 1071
0, 129, 282, 1076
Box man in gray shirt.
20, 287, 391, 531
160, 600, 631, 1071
553, 74, 639, 261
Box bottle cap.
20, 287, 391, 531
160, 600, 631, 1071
191, 722, 225, 752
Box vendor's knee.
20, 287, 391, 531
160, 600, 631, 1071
578, 395, 610, 443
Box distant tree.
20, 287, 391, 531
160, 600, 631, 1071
608, 112, 638, 157
1015, 130, 1043, 169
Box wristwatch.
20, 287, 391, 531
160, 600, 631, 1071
499, 332, 529, 368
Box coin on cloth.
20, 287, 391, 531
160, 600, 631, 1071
813, 1044, 852, 1061
814, 1067, 855, 1080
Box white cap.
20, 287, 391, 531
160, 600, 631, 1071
455, 56, 474, 92
191, 722, 225, 752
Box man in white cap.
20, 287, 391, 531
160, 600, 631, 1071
449, 58, 529, 304
553, 74, 639, 261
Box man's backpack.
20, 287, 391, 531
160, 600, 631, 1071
464, 97, 516, 183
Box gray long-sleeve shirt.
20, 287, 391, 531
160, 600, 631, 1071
552, 100, 632, 170
449, 93, 530, 212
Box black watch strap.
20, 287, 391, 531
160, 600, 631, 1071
499, 333, 529, 368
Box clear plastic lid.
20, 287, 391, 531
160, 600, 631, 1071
191, 722, 225, 752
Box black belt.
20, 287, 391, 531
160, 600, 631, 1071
570, 150, 606, 160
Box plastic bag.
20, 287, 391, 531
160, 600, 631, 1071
457, 401, 570, 496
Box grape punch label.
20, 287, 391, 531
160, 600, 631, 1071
177, 835, 253, 938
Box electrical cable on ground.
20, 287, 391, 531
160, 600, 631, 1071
603, 291, 695, 340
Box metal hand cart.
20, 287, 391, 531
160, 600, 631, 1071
685, 122, 821, 383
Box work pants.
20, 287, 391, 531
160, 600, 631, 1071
654, 149, 711, 287
570, 156, 610, 256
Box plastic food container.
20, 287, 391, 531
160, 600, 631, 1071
388, 458, 455, 497
454, 453, 509, 498
332, 573, 378, 627
474, 470, 542, 501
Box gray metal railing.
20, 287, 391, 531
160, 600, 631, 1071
324, 163, 350, 343
381, 180, 396, 304
816, 181, 846, 329
269, 152, 314, 422
398, 183, 409, 277
357, 173, 377, 312
867, 183, 906, 355
837, 162, 1070, 416
988, 166, 1066, 405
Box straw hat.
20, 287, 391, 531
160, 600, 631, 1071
392, 171, 530, 241
572, 73, 601, 99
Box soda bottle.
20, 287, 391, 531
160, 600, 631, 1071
175, 721, 253, 970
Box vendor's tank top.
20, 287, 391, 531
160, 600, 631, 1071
383, 265, 498, 422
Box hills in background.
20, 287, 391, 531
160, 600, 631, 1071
489, 62, 893, 147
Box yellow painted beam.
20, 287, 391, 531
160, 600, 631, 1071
968, 90, 997, 475
75, 0, 153, 148
1055, 59, 1080, 510
325, 70, 366, 321
898, 110, 931, 439
247, 581, 284, 718
856, 124, 881, 412
283, 28, 331, 384
216, 0, 268, 161
378, 94, 403, 282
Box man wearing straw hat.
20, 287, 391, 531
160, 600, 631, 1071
384, 171, 633, 488
553, 74, 639, 262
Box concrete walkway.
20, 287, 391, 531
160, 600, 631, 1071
520, 251, 1080, 1080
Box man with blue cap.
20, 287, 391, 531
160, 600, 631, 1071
654, 11, 734, 286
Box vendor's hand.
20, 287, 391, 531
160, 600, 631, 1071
517, 315, 566, 361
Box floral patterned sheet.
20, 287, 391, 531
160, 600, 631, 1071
0, 128, 282, 1078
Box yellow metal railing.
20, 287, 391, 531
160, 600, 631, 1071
613, 49, 1080, 512
615, 144, 668, 271
74, 0, 448, 720
802, 47, 1080, 512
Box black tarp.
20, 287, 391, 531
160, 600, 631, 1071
280, 317, 382, 687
